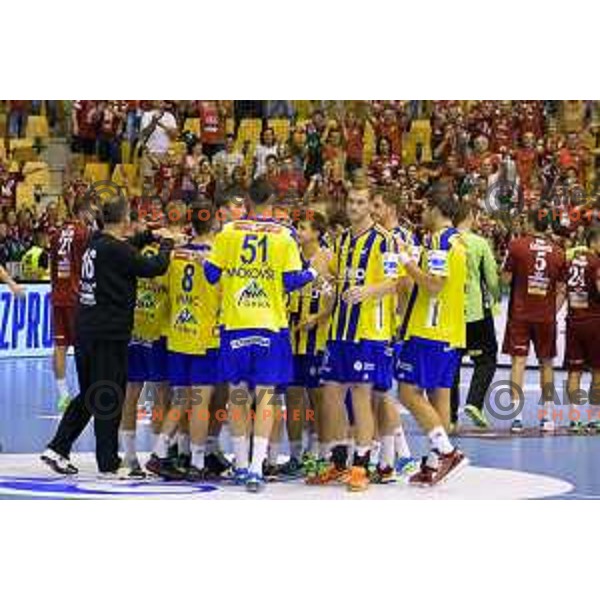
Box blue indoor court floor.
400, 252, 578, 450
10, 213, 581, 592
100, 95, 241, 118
0, 356, 599, 499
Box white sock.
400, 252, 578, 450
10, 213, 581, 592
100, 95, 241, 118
56, 378, 69, 398
206, 435, 218, 454
177, 433, 190, 456
428, 426, 454, 455
379, 435, 395, 468
318, 441, 332, 460
267, 442, 279, 466
231, 436, 249, 469
191, 443, 206, 469
308, 433, 319, 455
394, 423, 411, 459
250, 436, 269, 475
370, 440, 381, 465
120, 430, 137, 460
355, 445, 370, 458
154, 433, 171, 459
290, 440, 303, 461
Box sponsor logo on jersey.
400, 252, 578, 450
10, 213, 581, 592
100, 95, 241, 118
235, 280, 270, 308
174, 307, 199, 326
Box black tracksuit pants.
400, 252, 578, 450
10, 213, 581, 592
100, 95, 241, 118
451, 315, 498, 424
48, 337, 128, 473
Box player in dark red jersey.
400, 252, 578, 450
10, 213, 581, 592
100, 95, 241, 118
502, 208, 566, 433
49, 198, 92, 411
563, 228, 600, 432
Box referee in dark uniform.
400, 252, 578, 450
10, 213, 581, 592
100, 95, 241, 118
41, 192, 176, 477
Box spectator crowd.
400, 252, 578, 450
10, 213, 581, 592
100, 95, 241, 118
1, 100, 600, 281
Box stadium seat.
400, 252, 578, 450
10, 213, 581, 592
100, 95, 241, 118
363, 121, 376, 165
9, 138, 38, 162
83, 162, 111, 184
16, 183, 35, 210
404, 119, 432, 163
268, 118, 291, 142
25, 115, 49, 139
22, 161, 50, 188
169, 141, 187, 159
112, 163, 141, 196
183, 118, 201, 136
237, 119, 262, 144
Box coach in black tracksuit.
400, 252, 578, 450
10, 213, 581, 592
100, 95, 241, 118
44, 196, 174, 474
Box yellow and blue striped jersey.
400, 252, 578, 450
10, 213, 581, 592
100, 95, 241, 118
401, 226, 466, 348
289, 280, 329, 355
132, 243, 170, 342
328, 223, 396, 343
207, 219, 303, 332
166, 241, 220, 355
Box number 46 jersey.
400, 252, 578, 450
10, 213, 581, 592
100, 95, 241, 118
167, 241, 220, 355
207, 219, 303, 332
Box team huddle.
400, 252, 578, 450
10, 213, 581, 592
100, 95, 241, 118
36, 181, 600, 493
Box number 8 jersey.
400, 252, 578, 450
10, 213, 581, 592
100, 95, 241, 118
167, 241, 220, 355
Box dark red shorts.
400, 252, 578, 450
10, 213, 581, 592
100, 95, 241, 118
502, 319, 556, 360
565, 319, 600, 371
53, 305, 76, 347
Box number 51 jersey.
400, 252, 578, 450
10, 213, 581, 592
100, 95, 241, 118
167, 241, 220, 355
207, 219, 303, 332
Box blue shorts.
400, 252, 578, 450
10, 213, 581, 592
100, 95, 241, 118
395, 337, 461, 390
219, 328, 293, 388
290, 353, 324, 389
127, 338, 168, 383
167, 349, 222, 387
320, 340, 390, 386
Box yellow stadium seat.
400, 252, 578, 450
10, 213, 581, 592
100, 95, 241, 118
363, 121, 376, 165
25, 115, 49, 139
9, 138, 37, 162
237, 119, 262, 144
16, 183, 35, 210
168, 141, 187, 159
268, 118, 291, 142
83, 162, 111, 184
183, 118, 201, 136
23, 161, 50, 188
112, 164, 141, 196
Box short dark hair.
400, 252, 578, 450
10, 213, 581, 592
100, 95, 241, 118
426, 185, 458, 221
189, 201, 214, 236
293, 209, 327, 237
528, 205, 552, 233
328, 210, 350, 230
249, 177, 276, 206
453, 201, 473, 227
101, 195, 128, 224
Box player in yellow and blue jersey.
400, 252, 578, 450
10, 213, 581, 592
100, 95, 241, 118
317, 188, 399, 492
281, 211, 334, 478
369, 189, 417, 481
203, 181, 330, 492
395, 188, 469, 486
120, 225, 171, 478
145, 202, 223, 482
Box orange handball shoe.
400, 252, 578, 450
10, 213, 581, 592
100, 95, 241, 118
346, 465, 369, 492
